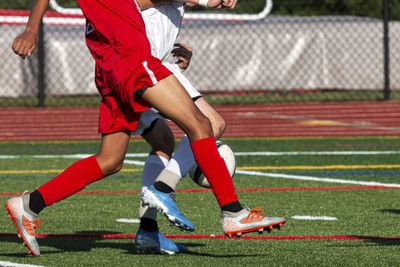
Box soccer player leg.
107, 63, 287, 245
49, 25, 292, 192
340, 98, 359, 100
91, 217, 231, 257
167, 63, 226, 139
37, 131, 129, 206
139, 117, 173, 223
133, 112, 171, 226
159, 63, 226, 181
141, 75, 286, 236
139, 75, 212, 231
5, 131, 129, 256
140, 75, 237, 218
163, 97, 227, 186
134, 115, 188, 254
193, 97, 226, 139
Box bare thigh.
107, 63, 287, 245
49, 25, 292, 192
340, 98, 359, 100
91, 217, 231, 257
141, 75, 212, 142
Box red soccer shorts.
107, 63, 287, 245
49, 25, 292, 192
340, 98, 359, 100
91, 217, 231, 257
77, 0, 172, 133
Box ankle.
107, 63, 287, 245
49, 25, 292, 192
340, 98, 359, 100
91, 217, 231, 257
28, 190, 46, 215
221, 201, 243, 213
154, 181, 173, 194
139, 217, 158, 232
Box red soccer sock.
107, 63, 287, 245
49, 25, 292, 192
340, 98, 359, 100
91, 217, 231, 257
37, 155, 104, 206
190, 137, 238, 207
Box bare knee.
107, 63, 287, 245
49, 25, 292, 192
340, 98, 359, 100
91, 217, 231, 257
184, 113, 213, 141
212, 116, 226, 139
193, 97, 226, 139
95, 153, 124, 176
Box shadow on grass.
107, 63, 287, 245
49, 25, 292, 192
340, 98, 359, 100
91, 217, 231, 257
351, 237, 400, 247
0, 231, 264, 258
379, 209, 400, 215
330, 236, 400, 248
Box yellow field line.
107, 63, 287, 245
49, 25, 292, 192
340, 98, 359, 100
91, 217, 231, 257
2, 164, 400, 174
0, 168, 143, 174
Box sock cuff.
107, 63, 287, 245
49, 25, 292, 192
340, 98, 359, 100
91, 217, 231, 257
146, 154, 169, 167
190, 137, 216, 152
88, 155, 104, 180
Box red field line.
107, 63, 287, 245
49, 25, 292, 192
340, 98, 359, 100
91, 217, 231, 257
1, 186, 399, 196
1, 102, 400, 140
0, 233, 398, 241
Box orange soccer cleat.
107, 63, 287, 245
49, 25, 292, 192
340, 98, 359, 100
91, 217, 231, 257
222, 207, 285, 238
5, 191, 43, 256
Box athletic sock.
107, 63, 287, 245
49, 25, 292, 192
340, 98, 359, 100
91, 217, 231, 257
37, 155, 104, 206
139, 217, 158, 232
139, 155, 168, 220
154, 169, 181, 191
153, 181, 174, 193
141, 155, 169, 190
29, 190, 46, 214
165, 135, 196, 177
190, 137, 239, 207
221, 201, 243, 213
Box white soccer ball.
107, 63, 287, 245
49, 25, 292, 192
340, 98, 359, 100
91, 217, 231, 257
189, 140, 236, 188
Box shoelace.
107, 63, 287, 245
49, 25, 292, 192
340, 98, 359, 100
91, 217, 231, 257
23, 218, 44, 236
245, 207, 266, 221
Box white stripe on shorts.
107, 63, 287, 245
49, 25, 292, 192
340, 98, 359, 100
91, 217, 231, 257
142, 61, 158, 85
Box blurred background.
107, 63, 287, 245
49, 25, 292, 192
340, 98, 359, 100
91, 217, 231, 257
1, 0, 399, 108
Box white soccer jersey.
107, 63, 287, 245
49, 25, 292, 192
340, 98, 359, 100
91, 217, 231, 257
133, 3, 201, 135
141, 2, 185, 61
141, 2, 201, 99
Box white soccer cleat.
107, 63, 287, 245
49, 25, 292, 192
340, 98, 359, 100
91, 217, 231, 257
5, 191, 43, 256
222, 207, 286, 238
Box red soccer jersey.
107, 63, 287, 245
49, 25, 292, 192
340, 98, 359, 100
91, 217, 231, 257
77, 0, 172, 133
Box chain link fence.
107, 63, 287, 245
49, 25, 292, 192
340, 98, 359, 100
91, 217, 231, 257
0, 0, 399, 107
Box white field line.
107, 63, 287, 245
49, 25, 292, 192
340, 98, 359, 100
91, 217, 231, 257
235, 151, 400, 156
2, 151, 400, 188
0, 261, 45, 267
236, 170, 400, 188
123, 160, 145, 166
1, 150, 399, 160
116, 218, 140, 224
291, 215, 337, 221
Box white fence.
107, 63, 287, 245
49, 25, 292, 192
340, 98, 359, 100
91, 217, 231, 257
1, 12, 399, 97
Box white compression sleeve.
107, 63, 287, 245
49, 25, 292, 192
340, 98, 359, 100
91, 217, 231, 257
140, 155, 169, 219
141, 155, 169, 192
165, 135, 196, 178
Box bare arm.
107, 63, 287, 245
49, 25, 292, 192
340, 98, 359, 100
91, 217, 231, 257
12, 0, 49, 59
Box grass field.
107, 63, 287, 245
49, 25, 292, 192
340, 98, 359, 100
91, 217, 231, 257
0, 136, 399, 266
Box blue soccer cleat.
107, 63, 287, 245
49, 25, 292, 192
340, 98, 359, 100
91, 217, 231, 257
141, 185, 195, 232
135, 229, 188, 255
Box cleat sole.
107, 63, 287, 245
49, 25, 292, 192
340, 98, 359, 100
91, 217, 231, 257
224, 219, 286, 237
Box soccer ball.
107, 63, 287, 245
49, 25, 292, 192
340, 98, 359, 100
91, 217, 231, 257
189, 140, 236, 188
